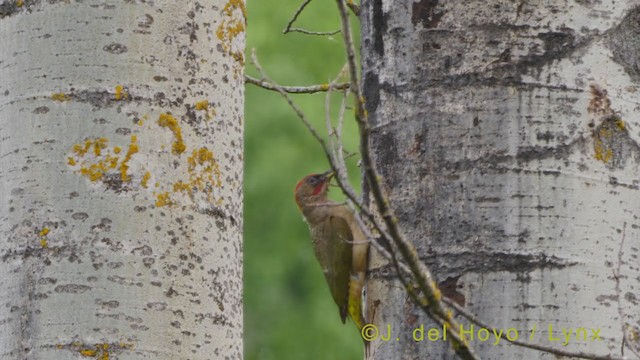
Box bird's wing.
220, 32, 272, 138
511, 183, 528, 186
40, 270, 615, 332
314, 215, 353, 323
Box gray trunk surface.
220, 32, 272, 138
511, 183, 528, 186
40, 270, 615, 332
0, 1, 244, 359
362, 0, 640, 358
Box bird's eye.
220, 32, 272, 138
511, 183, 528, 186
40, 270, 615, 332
308, 177, 318, 185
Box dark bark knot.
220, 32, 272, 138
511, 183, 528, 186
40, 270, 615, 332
411, 0, 444, 29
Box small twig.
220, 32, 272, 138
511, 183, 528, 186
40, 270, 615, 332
287, 28, 341, 36
245, 75, 349, 94
325, 78, 338, 158
283, 0, 312, 33
336, 91, 348, 178
283, 0, 341, 36
324, 68, 353, 187
346, 0, 360, 16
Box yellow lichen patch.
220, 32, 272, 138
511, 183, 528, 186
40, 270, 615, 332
155, 147, 223, 208
39, 227, 49, 237
80, 349, 97, 357
51, 92, 70, 102
57, 342, 131, 360
141, 171, 151, 188
195, 100, 209, 111
223, 0, 246, 17
120, 135, 139, 182
195, 100, 215, 120
594, 137, 613, 163
73, 140, 92, 156
68, 136, 145, 188
155, 192, 174, 207
593, 117, 626, 164
101, 343, 109, 360
114, 85, 128, 101
187, 147, 222, 189
171, 147, 223, 202
173, 180, 191, 193
39, 227, 50, 248
138, 114, 148, 126
93, 137, 108, 156
16, 0, 24, 6
157, 113, 186, 155
80, 162, 108, 181
216, 0, 246, 66
105, 155, 119, 169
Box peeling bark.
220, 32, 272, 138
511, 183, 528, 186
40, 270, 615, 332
362, 0, 640, 358
0, 1, 243, 359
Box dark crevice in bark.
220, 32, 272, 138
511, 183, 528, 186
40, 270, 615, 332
408, 26, 597, 86
369, 252, 578, 281
370, 0, 386, 57
363, 72, 380, 115
0, 1, 22, 18
1, 90, 180, 110
416, 137, 587, 175
2, 243, 80, 263
411, 0, 444, 29
375, 75, 584, 95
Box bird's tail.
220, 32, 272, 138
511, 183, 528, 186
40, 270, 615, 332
348, 272, 366, 330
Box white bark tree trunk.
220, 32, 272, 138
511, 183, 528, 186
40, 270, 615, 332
0, 1, 243, 359
362, 0, 640, 358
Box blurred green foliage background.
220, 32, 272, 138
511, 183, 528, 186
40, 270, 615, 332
245, 1, 362, 359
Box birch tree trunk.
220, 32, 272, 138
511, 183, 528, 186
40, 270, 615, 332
0, 1, 243, 359
362, 0, 640, 358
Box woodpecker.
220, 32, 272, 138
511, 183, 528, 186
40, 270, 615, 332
294, 170, 369, 330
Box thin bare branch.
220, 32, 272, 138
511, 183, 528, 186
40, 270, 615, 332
287, 28, 341, 36
283, 0, 341, 36
245, 75, 349, 94
346, 0, 360, 16
325, 79, 338, 159
283, 0, 312, 33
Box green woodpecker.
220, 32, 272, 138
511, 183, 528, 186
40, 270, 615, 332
294, 170, 369, 330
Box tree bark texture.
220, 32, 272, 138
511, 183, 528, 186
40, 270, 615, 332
362, 0, 640, 358
0, 1, 243, 359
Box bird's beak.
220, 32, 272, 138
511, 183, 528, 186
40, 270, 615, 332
321, 169, 335, 182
